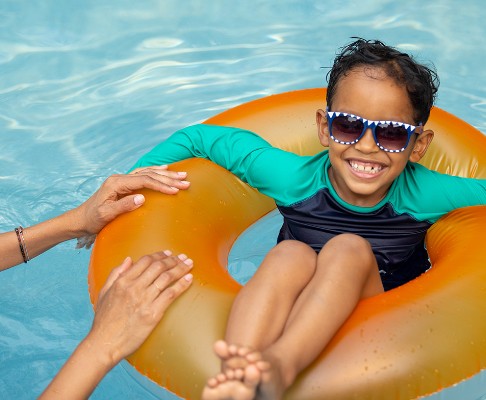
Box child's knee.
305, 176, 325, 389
325, 233, 371, 251
273, 240, 316, 260
321, 234, 376, 265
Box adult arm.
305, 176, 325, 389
0, 166, 190, 271
38, 250, 193, 400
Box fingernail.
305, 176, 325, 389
177, 253, 187, 261
183, 258, 193, 266
163, 250, 172, 256
134, 194, 145, 205
181, 181, 190, 185
184, 273, 193, 282
178, 171, 187, 176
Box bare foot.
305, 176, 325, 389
202, 341, 268, 400
214, 340, 257, 372
202, 364, 261, 400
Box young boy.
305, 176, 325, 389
130, 39, 486, 399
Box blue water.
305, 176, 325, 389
0, 1, 485, 399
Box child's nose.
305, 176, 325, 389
355, 128, 380, 153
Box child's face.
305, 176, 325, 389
316, 66, 433, 207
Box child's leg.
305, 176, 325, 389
202, 240, 317, 400
225, 240, 318, 351
259, 233, 384, 398
203, 234, 384, 400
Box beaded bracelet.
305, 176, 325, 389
14, 226, 30, 263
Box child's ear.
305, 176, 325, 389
316, 109, 330, 147
409, 129, 434, 162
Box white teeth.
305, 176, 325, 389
350, 162, 382, 174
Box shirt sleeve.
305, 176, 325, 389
129, 124, 316, 205
392, 163, 486, 223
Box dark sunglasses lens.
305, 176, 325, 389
331, 115, 364, 142
375, 124, 409, 150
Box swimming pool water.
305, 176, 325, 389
0, 1, 484, 399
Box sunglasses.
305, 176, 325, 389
326, 109, 423, 153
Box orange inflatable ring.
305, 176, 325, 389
88, 89, 486, 399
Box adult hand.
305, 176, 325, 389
38, 250, 193, 399
73, 165, 190, 243
88, 250, 194, 365
0, 165, 190, 270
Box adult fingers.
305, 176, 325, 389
129, 166, 189, 184
96, 194, 146, 224
129, 165, 190, 190
121, 250, 174, 282
102, 173, 190, 198
128, 172, 189, 194
148, 254, 193, 300
152, 265, 193, 317
98, 257, 133, 301
129, 165, 170, 174
89, 251, 193, 363
133, 254, 192, 300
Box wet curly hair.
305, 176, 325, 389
326, 38, 440, 125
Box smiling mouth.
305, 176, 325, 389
349, 161, 383, 174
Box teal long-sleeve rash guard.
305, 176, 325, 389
131, 124, 486, 290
